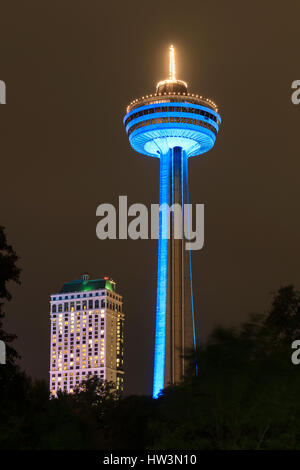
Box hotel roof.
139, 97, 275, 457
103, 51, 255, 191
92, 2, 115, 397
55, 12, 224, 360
59, 278, 115, 294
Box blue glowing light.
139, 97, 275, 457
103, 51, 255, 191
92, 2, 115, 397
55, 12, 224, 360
123, 102, 221, 158
152, 150, 170, 399
185, 155, 198, 375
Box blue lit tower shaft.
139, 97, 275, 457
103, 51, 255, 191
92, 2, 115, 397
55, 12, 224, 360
124, 46, 221, 398
153, 146, 194, 395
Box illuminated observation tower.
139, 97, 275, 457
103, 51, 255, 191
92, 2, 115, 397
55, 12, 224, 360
124, 46, 221, 398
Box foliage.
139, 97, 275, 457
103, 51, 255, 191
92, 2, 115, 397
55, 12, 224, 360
0, 225, 21, 364
266, 285, 300, 343
150, 316, 299, 449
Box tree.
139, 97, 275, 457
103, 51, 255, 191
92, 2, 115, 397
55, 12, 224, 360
103, 395, 156, 449
265, 285, 300, 344
0, 225, 21, 364
149, 311, 300, 450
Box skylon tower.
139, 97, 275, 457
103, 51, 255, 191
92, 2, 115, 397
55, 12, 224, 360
124, 46, 221, 398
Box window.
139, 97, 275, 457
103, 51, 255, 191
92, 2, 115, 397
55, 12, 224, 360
52, 305, 57, 313
95, 300, 99, 308
88, 300, 93, 309
58, 304, 62, 312
64, 302, 68, 312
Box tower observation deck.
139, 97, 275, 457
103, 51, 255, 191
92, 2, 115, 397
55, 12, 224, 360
124, 46, 221, 398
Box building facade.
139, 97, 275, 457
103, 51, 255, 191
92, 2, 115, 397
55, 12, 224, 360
49, 274, 124, 396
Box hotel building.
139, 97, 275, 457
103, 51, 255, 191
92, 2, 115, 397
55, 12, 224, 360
49, 274, 124, 396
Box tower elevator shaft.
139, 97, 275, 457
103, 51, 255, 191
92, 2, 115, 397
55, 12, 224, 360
153, 146, 194, 396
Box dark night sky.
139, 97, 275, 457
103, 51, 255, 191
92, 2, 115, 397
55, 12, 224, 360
0, 1, 299, 395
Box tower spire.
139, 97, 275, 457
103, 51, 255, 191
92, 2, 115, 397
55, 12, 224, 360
156, 44, 187, 94
169, 44, 176, 81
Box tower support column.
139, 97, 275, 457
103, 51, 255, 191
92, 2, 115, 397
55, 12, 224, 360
153, 147, 194, 398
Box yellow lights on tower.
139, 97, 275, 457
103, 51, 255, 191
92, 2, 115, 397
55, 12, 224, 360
169, 44, 176, 81
126, 45, 220, 115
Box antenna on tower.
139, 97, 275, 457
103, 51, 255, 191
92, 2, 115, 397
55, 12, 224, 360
155, 44, 187, 94
169, 45, 176, 81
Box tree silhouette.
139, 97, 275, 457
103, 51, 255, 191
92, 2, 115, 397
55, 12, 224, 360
265, 285, 300, 344
0, 225, 21, 364
149, 314, 299, 450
